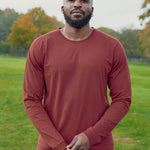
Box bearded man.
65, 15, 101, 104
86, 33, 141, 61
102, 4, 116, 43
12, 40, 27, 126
23, 0, 131, 150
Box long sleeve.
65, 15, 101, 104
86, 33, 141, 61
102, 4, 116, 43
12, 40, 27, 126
84, 41, 131, 146
23, 40, 68, 150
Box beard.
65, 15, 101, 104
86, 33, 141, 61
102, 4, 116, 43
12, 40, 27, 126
63, 9, 93, 29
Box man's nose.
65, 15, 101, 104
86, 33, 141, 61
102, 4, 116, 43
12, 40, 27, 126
73, 0, 82, 8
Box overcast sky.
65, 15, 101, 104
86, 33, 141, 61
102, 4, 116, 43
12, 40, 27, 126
0, 0, 144, 31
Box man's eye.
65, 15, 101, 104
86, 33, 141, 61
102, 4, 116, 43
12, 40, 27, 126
68, 0, 89, 2
81, 0, 88, 2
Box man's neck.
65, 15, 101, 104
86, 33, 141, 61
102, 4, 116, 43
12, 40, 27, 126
61, 23, 93, 41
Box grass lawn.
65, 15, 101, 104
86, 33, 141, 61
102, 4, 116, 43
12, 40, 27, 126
0, 56, 150, 150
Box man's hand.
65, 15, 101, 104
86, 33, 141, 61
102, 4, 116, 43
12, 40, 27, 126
66, 133, 90, 150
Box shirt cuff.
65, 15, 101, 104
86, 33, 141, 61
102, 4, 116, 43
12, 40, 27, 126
54, 141, 68, 150
83, 127, 102, 146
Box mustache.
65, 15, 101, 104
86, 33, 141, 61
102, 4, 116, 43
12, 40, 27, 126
70, 9, 85, 16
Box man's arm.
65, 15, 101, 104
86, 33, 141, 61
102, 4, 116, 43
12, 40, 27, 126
68, 40, 131, 149
23, 40, 68, 150
83, 41, 131, 146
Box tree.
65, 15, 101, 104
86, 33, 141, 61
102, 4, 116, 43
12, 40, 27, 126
28, 7, 64, 36
8, 7, 64, 53
119, 28, 141, 58
0, 8, 19, 41
139, 0, 150, 21
97, 27, 142, 58
137, 22, 150, 57
0, 40, 11, 54
97, 27, 120, 39
138, 0, 150, 57
8, 14, 38, 51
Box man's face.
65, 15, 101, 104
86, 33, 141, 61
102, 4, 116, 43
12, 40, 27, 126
62, 0, 93, 29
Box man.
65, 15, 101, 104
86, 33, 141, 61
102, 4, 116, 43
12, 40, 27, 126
23, 0, 131, 149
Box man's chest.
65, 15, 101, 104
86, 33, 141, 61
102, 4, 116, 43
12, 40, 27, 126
44, 45, 112, 76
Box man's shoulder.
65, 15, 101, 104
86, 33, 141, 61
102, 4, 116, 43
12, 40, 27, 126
33, 29, 60, 45
93, 28, 119, 43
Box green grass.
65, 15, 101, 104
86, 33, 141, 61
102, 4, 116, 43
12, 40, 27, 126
113, 62, 150, 150
0, 56, 38, 150
0, 56, 150, 150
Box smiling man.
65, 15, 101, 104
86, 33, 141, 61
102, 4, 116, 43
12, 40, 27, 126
23, 0, 131, 150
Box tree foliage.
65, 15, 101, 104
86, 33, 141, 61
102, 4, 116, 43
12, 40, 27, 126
119, 28, 141, 58
138, 0, 150, 58
8, 7, 64, 51
0, 8, 19, 41
98, 27, 141, 58
0, 40, 11, 54
8, 14, 38, 50
97, 27, 120, 39
138, 22, 150, 57
28, 7, 63, 35
139, 0, 150, 21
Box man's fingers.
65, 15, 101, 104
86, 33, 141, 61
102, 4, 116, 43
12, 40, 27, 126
71, 142, 81, 150
67, 136, 78, 148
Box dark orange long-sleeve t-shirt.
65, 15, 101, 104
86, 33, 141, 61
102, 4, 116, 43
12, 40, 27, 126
23, 28, 131, 150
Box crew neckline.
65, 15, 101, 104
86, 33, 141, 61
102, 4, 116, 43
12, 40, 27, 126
58, 27, 95, 43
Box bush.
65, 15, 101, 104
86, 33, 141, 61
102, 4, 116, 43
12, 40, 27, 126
0, 40, 28, 56
0, 40, 11, 54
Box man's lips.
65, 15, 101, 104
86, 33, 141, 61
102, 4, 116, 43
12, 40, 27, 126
72, 11, 82, 14
70, 9, 85, 15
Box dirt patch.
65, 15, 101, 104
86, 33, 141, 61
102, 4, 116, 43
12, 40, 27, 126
113, 134, 135, 146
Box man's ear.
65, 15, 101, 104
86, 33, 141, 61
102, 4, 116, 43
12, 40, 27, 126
61, 6, 64, 13
92, 7, 94, 13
